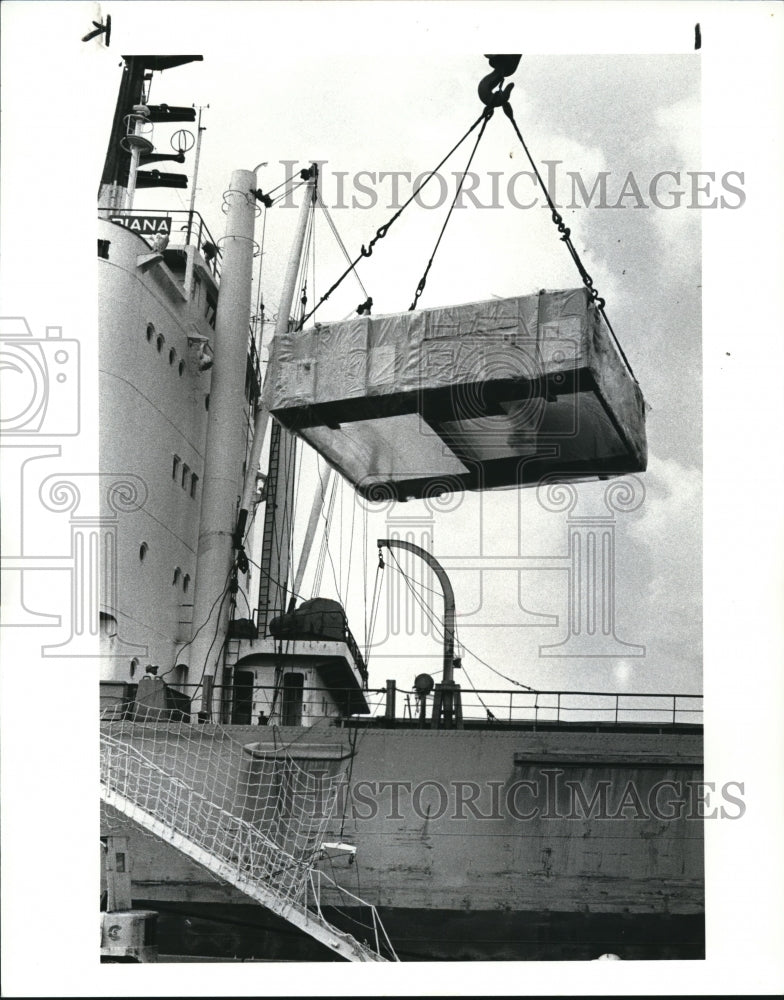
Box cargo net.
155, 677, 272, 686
100, 712, 347, 907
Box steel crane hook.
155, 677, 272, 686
478, 54, 522, 108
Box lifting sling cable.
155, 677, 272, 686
498, 99, 639, 384
296, 109, 491, 330
408, 108, 493, 311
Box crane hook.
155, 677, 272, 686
478, 54, 522, 108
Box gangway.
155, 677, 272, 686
100, 730, 396, 962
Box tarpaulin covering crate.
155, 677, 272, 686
267, 288, 646, 501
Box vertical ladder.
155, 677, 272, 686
257, 419, 297, 635
256, 419, 282, 636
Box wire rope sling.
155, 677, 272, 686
266, 55, 647, 503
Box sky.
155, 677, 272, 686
0, 4, 753, 705
1, 3, 783, 995
109, 34, 706, 703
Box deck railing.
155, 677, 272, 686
102, 207, 222, 279
101, 681, 703, 728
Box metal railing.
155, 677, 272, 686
450, 688, 703, 727
102, 207, 222, 279
307, 867, 398, 961
229, 610, 369, 685
101, 681, 702, 728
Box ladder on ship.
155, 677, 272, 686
100, 731, 396, 962
256, 418, 288, 637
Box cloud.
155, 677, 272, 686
654, 96, 702, 166
623, 455, 702, 680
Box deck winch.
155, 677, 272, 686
267, 287, 646, 501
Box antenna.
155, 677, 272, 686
187, 105, 209, 244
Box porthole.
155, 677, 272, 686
139, 542, 149, 561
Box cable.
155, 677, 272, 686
454, 640, 537, 693
408, 109, 492, 310
460, 660, 492, 717
235, 579, 253, 619
297, 108, 491, 329
500, 99, 638, 383
160, 563, 236, 680
272, 178, 308, 206
186, 583, 233, 703
385, 550, 537, 692
311, 465, 337, 598
386, 549, 448, 645
345, 484, 357, 606
262, 166, 312, 200
316, 191, 369, 301
245, 553, 309, 608
364, 560, 384, 667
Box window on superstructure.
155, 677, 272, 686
204, 394, 210, 411
181, 463, 190, 489
98, 239, 110, 259
146, 322, 155, 342
205, 291, 217, 330
130, 658, 139, 678
190, 472, 199, 499
169, 348, 176, 366
183, 574, 190, 594
172, 455, 181, 480
139, 542, 148, 562
156, 334, 165, 353
178, 360, 185, 377
99, 612, 118, 638
173, 567, 181, 586
281, 673, 305, 727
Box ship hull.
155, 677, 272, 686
142, 900, 704, 962
101, 723, 704, 961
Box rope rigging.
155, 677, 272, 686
289, 54, 635, 392
316, 191, 370, 303
384, 548, 536, 693
296, 108, 490, 329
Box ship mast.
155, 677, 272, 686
237, 169, 317, 633
191, 169, 258, 719
194, 168, 316, 719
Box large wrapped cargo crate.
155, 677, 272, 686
267, 288, 646, 501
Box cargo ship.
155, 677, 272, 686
97, 46, 704, 963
